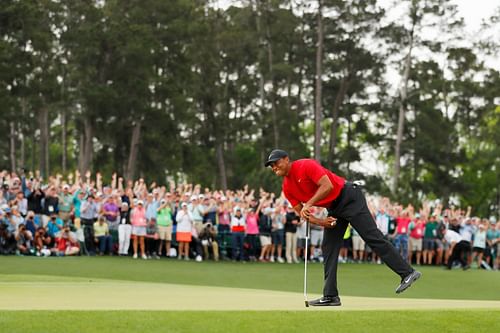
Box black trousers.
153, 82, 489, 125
323, 183, 413, 297
82, 219, 96, 255
447, 240, 469, 269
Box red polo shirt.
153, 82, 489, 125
282, 159, 345, 208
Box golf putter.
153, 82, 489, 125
304, 219, 310, 307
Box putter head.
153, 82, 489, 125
305, 300, 309, 307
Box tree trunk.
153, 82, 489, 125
38, 107, 50, 178
314, 0, 324, 162
327, 75, 351, 169
255, 3, 265, 110
254, 0, 266, 151
31, 130, 36, 173
78, 133, 84, 174
10, 121, 16, 172
19, 127, 25, 171
393, 29, 414, 194
79, 116, 93, 174
126, 120, 141, 181
216, 143, 227, 190
263, 0, 278, 148
346, 117, 352, 178
61, 110, 67, 174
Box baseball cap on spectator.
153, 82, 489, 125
190, 195, 197, 201
160, 199, 166, 204
181, 202, 188, 208
264, 149, 289, 167
198, 194, 205, 200
63, 184, 70, 190
137, 200, 144, 206
4, 207, 11, 214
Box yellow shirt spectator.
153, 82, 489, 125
93, 220, 109, 237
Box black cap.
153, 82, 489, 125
265, 149, 288, 167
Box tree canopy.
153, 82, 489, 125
0, 0, 498, 216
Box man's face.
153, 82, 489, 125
270, 157, 290, 177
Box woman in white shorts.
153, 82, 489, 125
131, 200, 147, 259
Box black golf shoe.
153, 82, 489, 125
396, 270, 421, 294
307, 296, 341, 306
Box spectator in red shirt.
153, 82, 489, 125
409, 214, 425, 265
265, 149, 420, 306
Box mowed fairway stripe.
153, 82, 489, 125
1, 280, 499, 311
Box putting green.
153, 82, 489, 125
1, 275, 499, 311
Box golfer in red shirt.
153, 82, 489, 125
265, 149, 421, 306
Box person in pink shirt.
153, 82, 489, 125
217, 198, 231, 234
245, 203, 262, 261
409, 214, 425, 265
130, 200, 147, 259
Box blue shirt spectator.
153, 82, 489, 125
145, 196, 159, 220
46, 215, 64, 237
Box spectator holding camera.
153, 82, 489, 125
34, 226, 53, 256
53, 226, 80, 256
199, 221, 219, 261
15, 223, 33, 255
46, 213, 64, 238
24, 211, 38, 236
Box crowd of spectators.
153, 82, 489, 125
0, 169, 499, 271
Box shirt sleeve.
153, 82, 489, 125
305, 159, 328, 184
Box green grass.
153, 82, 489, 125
0, 256, 499, 300
0, 310, 499, 333
1, 257, 499, 332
